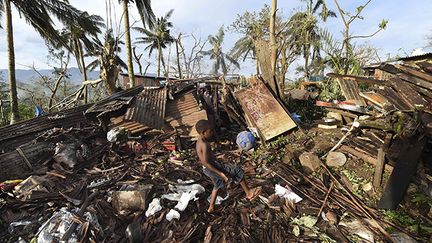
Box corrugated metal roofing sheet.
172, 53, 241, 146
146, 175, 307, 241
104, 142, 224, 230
124, 87, 167, 129
110, 87, 167, 134
165, 90, 207, 138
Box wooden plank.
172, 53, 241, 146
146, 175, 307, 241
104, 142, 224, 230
349, 139, 378, 157
416, 61, 432, 74
396, 64, 432, 82
335, 78, 367, 106
327, 73, 386, 85
388, 77, 428, 109
235, 77, 297, 141
398, 73, 432, 91
360, 92, 394, 111
375, 87, 411, 110
373, 148, 385, 188
363, 131, 385, 146
377, 63, 400, 74
378, 135, 427, 209
339, 145, 393, 172
325, 108, 358, 119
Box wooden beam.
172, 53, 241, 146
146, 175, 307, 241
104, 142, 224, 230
373, 148, 385, 188
325, 108, 358, 119
388, 77, 427, 109
378, 135, 427, 209
398, 73, 432, 91
375, 86, 412, 111
416, 61, 432, 74
396, 64, 432, 82
327, 73, 386, 85
339, 145, 393, 172
377, 63, 400, 74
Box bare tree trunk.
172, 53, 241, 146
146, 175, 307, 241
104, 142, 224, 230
270, 0, 277, 75
77, 43, 89, 104
256, 58, 260, 75
269, 0, 280, 98
304, 44, 310, 79
157, 44, 161, 77
5, 0, 19, 124
123, 0, 135, 87
175, 36, 183, 79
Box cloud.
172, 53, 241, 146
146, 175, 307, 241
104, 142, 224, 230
1, 0, 431, 75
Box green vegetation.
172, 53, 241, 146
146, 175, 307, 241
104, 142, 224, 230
383, 209, 432, 236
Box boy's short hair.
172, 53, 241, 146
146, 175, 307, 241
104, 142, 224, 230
195, 120, 211, 134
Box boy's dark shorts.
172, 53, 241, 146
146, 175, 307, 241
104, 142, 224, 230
203, 162, 244, 190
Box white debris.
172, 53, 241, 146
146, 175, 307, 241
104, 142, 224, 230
166, 209, 180, 221
275, 184, 302, 203
162, 180, 205, 212
145, 198, 162, 217
207, 193, 229, 205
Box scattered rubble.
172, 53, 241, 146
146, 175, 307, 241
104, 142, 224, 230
1, 64, 432, 242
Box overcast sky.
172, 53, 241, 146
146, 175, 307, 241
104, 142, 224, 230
1, 0, 431, 76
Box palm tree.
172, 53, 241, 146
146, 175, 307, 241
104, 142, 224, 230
60, 11, 105, 103
202, 27, 240, 75
289, 0, 336, 79
87, 29, 127, 95
1, 0, 82, 124
134, 9, 175, 77
118, 0, 155, 88
230, 36, 258, 73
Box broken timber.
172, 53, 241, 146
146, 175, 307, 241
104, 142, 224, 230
378, 135, 427, 209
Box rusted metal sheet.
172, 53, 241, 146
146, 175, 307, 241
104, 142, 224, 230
335, 78, 367, 106
110, 87, 167, 134
235, 77, 297, 141
125, 87, 167, 129
165, 90, 207, 138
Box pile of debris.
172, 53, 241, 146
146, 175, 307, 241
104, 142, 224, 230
0, 70, 431, 242
314, 57, 432, 212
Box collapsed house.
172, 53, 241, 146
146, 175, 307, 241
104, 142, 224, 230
317, 53, 432, 210
0, 66, 431, 242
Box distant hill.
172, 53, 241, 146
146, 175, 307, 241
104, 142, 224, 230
0, 67, 99, 85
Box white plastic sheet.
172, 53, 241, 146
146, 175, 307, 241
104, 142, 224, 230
275, 184, 302, 203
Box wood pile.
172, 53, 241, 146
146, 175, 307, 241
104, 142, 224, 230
319, 60, 432, 211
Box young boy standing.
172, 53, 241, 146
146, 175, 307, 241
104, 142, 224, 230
195, 119, 262, 212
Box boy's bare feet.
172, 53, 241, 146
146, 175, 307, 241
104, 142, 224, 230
246, 187, 262, 201
207, 205, 215, 213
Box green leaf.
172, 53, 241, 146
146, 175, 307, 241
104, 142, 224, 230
379, 19, 388, 29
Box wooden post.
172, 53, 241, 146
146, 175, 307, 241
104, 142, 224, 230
373, 148, 385, 188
